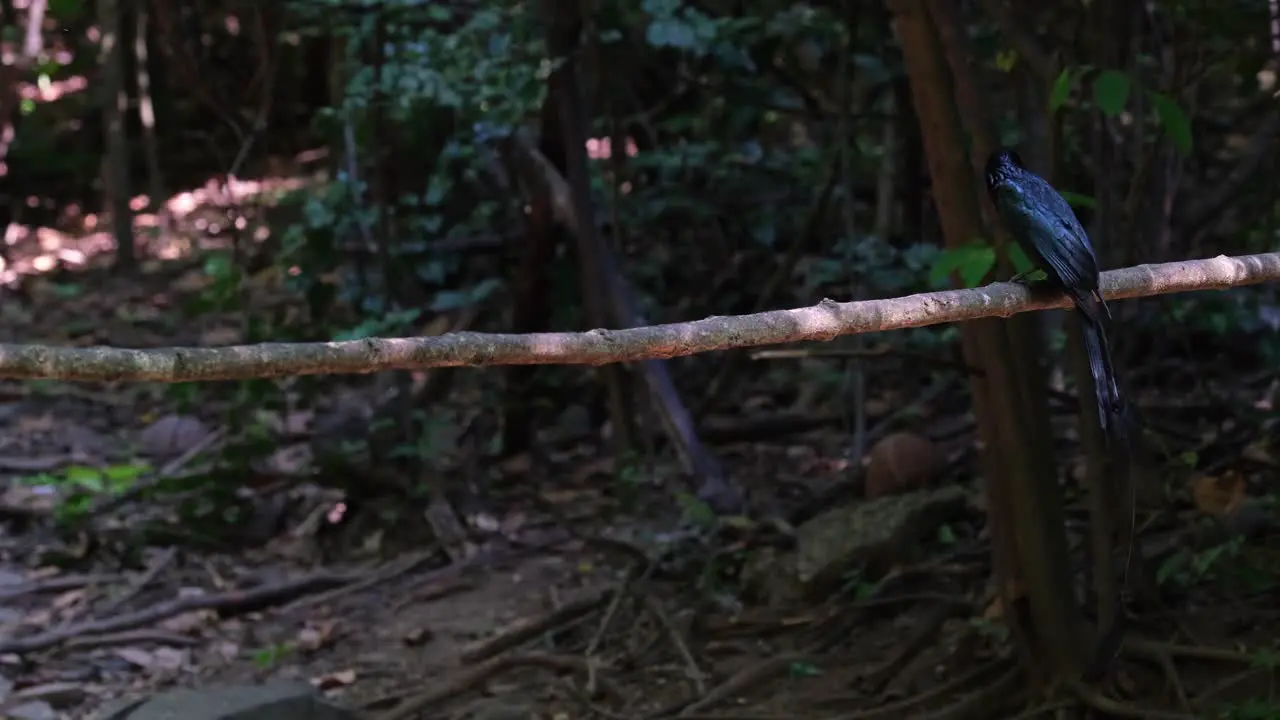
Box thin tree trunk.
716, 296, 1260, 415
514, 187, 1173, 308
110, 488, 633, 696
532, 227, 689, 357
98, 0, 135, 271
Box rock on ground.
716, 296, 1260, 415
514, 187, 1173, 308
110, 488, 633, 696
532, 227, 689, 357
94, 681, 357, 720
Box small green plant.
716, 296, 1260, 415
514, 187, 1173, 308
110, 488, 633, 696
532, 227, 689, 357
1156, 536, 1245, 589
17, 462, 150, 523
249, 643, 295, 668
1216, 697, 1280, 720
788, 660, 822, 678
676, 492, 716, 528
969, 616, 1011, 645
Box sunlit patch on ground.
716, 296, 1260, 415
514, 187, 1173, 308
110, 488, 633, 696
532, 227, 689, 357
0, 167, 316, 286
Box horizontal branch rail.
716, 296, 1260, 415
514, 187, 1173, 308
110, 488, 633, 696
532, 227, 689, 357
2, 252, 1277, 383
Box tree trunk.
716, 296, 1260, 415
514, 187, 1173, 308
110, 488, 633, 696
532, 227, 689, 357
98, 0, 135, 271
888, 0, 1085, 684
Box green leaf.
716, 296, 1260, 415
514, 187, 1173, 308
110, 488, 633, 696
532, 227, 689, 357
1058, 191, 1098, 209
646, 18, 698, 50
1049, 68, 1073, 112
1149, 91, 1193, 154
102, 463, 149, 483
1092, 70, 1130, 117
1005, 243, 1034, 274
937, 524, 957, 545
930, 244, 996, 289
788, 661, 823, 678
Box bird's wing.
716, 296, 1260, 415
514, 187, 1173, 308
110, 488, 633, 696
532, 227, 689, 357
1041, 214, 1099, 291
1036, 213, 1110, 322
1000, 184, 1109, 322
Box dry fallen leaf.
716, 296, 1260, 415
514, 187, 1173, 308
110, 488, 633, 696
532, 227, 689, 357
51, 589, 85, 613
18, 413, 55, 433
1191, 473, 1246, 517
159, 609, 215, 634
297, 621, 338, 652
402, 627, 433, 646
113, 647, 155, 669
311, 668, 357, 691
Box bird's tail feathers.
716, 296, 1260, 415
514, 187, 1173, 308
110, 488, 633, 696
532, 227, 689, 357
1075, 288, 1111, 325
1080, 312, 1124, 448
1079, 311, 1140, 681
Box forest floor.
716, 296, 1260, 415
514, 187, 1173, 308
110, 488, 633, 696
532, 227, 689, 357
0, 183, 1274, 720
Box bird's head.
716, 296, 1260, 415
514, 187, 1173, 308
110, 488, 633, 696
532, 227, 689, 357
984, 150, 1026, 191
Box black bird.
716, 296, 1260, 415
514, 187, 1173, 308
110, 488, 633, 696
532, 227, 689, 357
985, 149, 1136, 678
984, 150, 1127, 448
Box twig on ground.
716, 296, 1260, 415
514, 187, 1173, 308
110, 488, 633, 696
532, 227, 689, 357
89, 428, 226, 517
461, 588, 613, 664
1004, 699, 1074, 720
922, 663, 1023, 720
861, 601, 954, 694
293, 532, 567, 615
97, 546, 177, 615
586, 565, 635, 657
822, 659, 1011, 720
0, 452, 92, 471
284, 548, 436, 612
645, 596, 706, 697
1150, 643, 1193, 713
562, 677, 637, 720
1199, 667, 1266, 706
372, 652, 593, 720
0, 569, 358, 654
1124, 637, 1258, 665
389, 574, 475, 612
1069, 680, 1193, 720
64, 628, 199, 649
669, 652, 811, 718
0, 573, 121, 601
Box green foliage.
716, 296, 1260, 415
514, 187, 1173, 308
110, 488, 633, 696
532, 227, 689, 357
643, 0, 718, 53
1056, 191, 1097, 210
1219, 698, 1280, 720
275, 0, 545, 334
250, 643, 295, 668
333, 308, 422, 341
1149, 91, 1193, 153
1049, 68, 1074, 113
1156, 535, 1243, 589
787, 661, 822, 678
16, 462, 150, 524
930, 243, 996, 289
1051, 66, 1192, 154
1092, 70, 1131, 116
927, 240, 1032, 290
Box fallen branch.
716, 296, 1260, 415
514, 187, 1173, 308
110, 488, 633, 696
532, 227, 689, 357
0, 572, 122, 601
671, 652, 811, 717
820, 658, 1013, 720
0, 252, 1272, 382
0, 570, 357, 654
461, 588, 612, 664
373, 652, 594, 720
1069, 679, 1193, 720
96, 546, 177, 615
64, 628, 200, 650
645, 596, 706, 697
